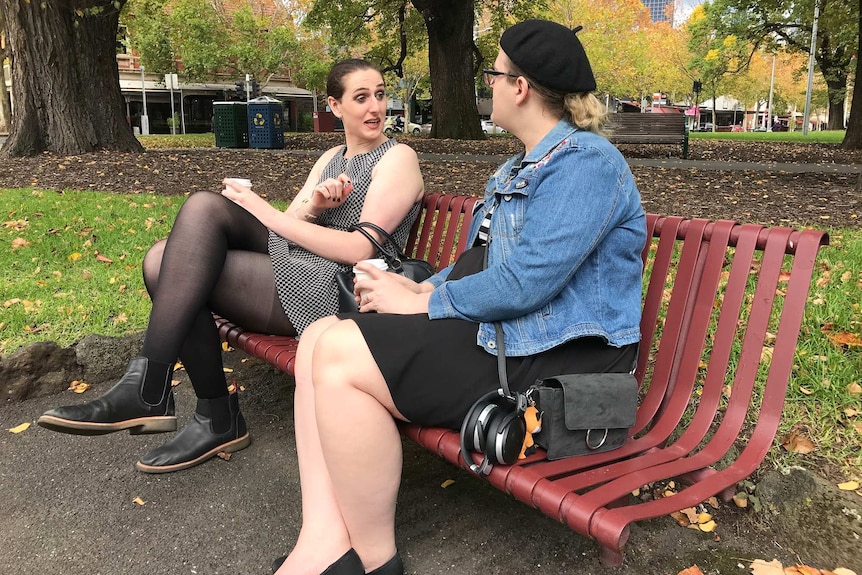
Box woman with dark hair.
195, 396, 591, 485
37, 59, 425, 475
274, 20, 646, 575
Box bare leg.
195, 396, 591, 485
275, 316, 353, 575
312, 319, 404, 570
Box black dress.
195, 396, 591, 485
339, 247, 638, 429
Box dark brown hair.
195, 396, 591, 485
326, 59, 382, 100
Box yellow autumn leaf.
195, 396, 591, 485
223, 367, 234, 373
697, 520, 716, 532
222, 341, 231, 352
441, 479, 456, 488
133, 497, 145, 505
732, 492, 749, 508
837, 480, 860, 491
8, 422, 31, 434
174, 361, 185, 371
68, 252, 82, 261
847, 382, 862, 395
697, 512, 713, 524
68, 380, 91, 394
798, 386, 813, 395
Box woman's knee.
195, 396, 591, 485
295, 316, 341, 390
141, 239, 167, 293
311, 320, 374, 393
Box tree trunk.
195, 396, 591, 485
0, 6, 11, 134
0, 0, 142, 158
825, 75, 847, 131
411, 0, 484, 140
842, 11, 862, 149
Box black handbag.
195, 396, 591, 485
527, 373, 638, 460
336, 221, 435, 313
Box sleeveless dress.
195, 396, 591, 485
268, 138, 420, 334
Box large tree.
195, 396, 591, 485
0, 0, 142, 158
0, 5, 12, 135
704, 0, 857, 133
305, 0, 542, 140
843, 8, 861, 148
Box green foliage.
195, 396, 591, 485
124, 0, 174, 73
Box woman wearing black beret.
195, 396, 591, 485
273, 19, 645, 575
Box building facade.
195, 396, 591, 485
642, 0, 674, 24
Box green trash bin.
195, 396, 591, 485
213, 102, 249, 148
247, 97, 285, 149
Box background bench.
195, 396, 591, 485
215, 192, 828, 566
608, 113, 690, 158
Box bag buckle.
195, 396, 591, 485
585, 428, 609, 450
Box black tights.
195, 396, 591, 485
141, 192, 296, 400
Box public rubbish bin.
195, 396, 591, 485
213, 102, 249, 148
247, 97, 285, 149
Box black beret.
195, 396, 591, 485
499, 19, 596, 94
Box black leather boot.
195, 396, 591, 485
37, 357, 176, 436
367, 554, 404, 575
135, 392, 250, 474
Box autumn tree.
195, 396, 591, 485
124, 0, 303, 87
0, 0, 142, 158
687, 3, 750, 130
304, 0, 542, 140
704, 0, 857, 133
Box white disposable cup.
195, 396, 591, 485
353, 259, 388, 291
228, 178, 252, 188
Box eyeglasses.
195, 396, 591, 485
482, 69, 520, 87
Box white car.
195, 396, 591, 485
384, 116, 422, 135
481, 119, 506, 134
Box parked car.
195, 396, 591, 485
384, 116, 422, 135
481, 119, 506, 134
697, 122, 714, 132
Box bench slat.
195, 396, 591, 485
607, 113, 689, 158
214, 193, 828, 566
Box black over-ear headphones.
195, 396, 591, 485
460, 389, 527, 475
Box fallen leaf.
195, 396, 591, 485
171, 379, 181, 387
832, 568, 859, 575
95, 253, 113, 263
441, 479, 456, 488
11, 237, 31, 248
798, 386, 813, 395
697, 512, 713, 523
68, 380, 91, 394
847, 382, 862, 395
827, 332, 862, 348
222, 341, 231, 352
750, 558, 784, 575
697, 520, 717, 532
706, 496, 719, 508
837, 480, 860, 491
781, 430, 816, 454
174, 361, 185, 371
677, 567, 705, 575
733, 492, 749, 508
794, 566, 824, 575
223, 367, 234, 373
845, 408, 858, 417
133, 497, 145, 506
67, 252, 82, 261
8, 422, 31, 434
217, 451, 231, 461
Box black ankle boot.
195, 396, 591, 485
135, 392, 250, 474
37, 357, 176, 436
272, 548, 364, 575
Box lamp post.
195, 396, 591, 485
766, 54, 775, 131
802, 1, 819, 136
140, 65, 150, 135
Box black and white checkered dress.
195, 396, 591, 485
268, 138, 420, 334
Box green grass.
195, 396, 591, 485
689, 130, 846, 144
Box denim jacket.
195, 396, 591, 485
426, 119, 646, 356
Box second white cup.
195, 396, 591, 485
228, 178, 252, 188
353, 258, 389, 288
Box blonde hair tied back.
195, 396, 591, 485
564, 92, 609, 135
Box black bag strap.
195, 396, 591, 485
350, 221, 410, 271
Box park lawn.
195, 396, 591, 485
1, 187, 860, 480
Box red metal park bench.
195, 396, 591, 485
215, 192, 828, 566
